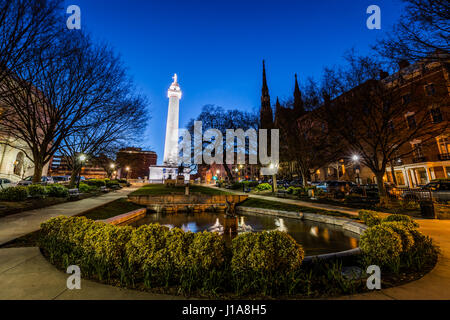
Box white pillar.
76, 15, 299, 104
163, 74, 182, 165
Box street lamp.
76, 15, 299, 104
77, 154, 86, 189
269, 163, 278, 193
352, 155, 361, 186
125, 166, 130, 182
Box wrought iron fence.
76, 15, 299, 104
385, 186, 432, 202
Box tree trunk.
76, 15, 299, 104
223, 165, 234, 182
32, 160, 44, 183
301, 170, 307, 187
375, 171, 389, 206
69, 169, 79, 188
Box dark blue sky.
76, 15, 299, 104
64, 0, 404, 164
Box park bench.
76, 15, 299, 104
68, 188, 81, 199
276, 190, 289, 198
100, 186, 107, 192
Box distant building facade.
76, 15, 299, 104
116, 147, 157, 180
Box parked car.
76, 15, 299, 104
316, 180, 355, 197
289, 179, 303, 187
0, 178, 15, 189
51, 176, 71, 184
350, 184, 380, 198
402, 180, 450, 202
17, 176, 55, 186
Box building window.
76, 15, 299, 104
401, 94, 411, 105
413, 143, 423, 158
430, 107, 443, 123
425, 84, 435, 96
13, 152, 24, 176
406, 114, 416, 129
438, 137, 450, 154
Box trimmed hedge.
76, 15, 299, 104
358, 210, 383, 227
27, 184, 47, 198
360, 213, 438, 272
231, 231, 304, 273
255, 183, 272, 191
39, 216, 305, 294
46, 184, 69, 198
383, 214, 419, 229
0, 186, 28, 201
359, 224, 403, 266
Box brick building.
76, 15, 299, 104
116, 147, 157, 180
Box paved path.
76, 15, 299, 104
0, 247, 182, 300
0, 187, 137, 245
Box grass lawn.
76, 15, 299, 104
129, 184, 233, 196
80, 198, 145, 220
238, 198, 358, 219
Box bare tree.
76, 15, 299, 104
186, 105, 258, 182
0, 30, 131, 183
321, 53, 448, 204
376, 0, 449, 63
277, 98, 343, 187
0, 0, 61, 88
58, 95, 149, 186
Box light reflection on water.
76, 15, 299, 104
132, 211, 359, 256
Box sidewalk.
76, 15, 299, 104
0, 187, 137, 245
0, 247, 182, 300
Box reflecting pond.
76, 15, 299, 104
132, 211, 359, 256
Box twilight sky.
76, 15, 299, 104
64, 0, 405, 164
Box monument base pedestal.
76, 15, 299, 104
149, 165, 190, 183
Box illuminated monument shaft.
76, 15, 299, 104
163, 74, 182, 165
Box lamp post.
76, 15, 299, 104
125, 166, 130, 182
110, 163, 115, 179
270, 163, 278, 193
77, 154, 86, 189
352, 155, 361, 186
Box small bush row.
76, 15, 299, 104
358, 211, 438, 272
0, 184, 69, 201
39, 216, 305, 295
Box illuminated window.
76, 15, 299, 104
437, 137, 449, 155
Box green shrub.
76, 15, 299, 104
79, 183, 95, 193
0, 186, 28, 201
405, 229, 439, 270
86, 179, 107, 187
382, 214, 419, 229
382, 222, 415, 252
106, 180, 121, 188
27, 184, 47, 198
359, 224, 403, 267
231, 231, 304, 273
46, 184, 69, 197
358, 210, 383, 227
255, 183, 272, 192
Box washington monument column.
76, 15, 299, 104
163, 73, 182, 165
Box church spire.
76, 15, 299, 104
293, 73, 304, 116
274, 97, 282, 127
262, 60, 269, 97
260, 59, 273, 129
